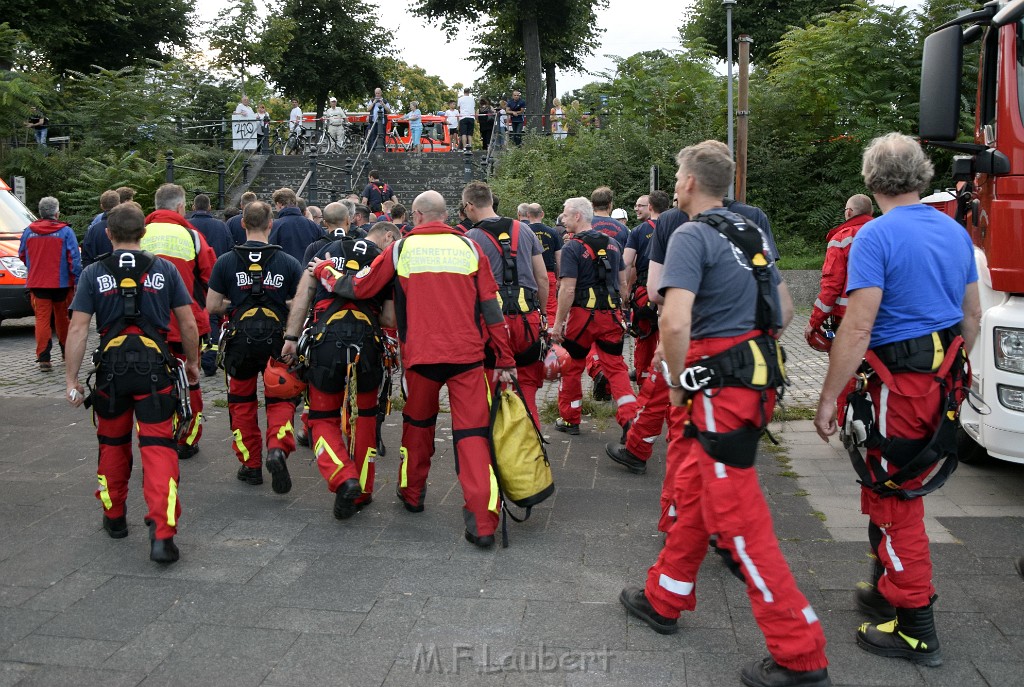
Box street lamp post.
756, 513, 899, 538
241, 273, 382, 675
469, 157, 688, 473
723, 0, 736, 196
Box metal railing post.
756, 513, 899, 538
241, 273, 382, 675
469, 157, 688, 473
308, 152, 319, 205
165, 150, 175, 183
463, 149, 473, 183
242, 158, 250, 184
217, 159, 226, 210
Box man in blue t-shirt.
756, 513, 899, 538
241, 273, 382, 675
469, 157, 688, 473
65, 203, 199, 565
522, 202, 562, 322
814, 133, 982, 668
207, 200, 303, 495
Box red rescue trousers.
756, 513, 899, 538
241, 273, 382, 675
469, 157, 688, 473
634, 330, 659, 384
308, 384, 378, 503
625, 364, 671, 461
859, 370, 949, 609
31, 291, 70, 361
400, 363, 499, 538
659, 405, 688, 533
645, 384, 828, 672
227, 373, 297, 468
94, 384, 181, 540
487, 311, 544, 425
546, 272, 558, 323
558, 307, 637, 426
171, 342, 203, 449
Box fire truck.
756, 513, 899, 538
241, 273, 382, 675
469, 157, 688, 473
920, 0, 1024, 463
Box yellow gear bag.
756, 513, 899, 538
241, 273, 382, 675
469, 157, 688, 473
489, 380, 555, 515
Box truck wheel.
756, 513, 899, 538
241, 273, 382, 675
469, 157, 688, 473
956, 426, 989, 465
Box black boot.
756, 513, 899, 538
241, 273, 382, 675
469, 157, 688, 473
740, 657, 831, 687
604, 442, 646, 474
857, 600, 942, 666
854, 558, 895, 621
265, 448, 292, 494
150, 537, 180, 564
592, 372, 611, 401
102, 514, 128, 539
333, 479, 363, 520
618, 586, 678, 634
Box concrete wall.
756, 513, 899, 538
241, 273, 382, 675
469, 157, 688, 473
781, 270, 821, 309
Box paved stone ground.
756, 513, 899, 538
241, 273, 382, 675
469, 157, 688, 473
1, 314, 1022, 686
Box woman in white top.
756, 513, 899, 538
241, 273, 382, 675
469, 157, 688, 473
550, 97, 566, 140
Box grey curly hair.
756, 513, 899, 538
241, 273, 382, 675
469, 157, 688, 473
861, 133, 934, 196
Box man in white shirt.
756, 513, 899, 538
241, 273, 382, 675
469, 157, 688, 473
444, 100, 459, 149
325, 96, 347, 149
234, 95, 255, 118
289, 99, 303, 133
457, 88, 476, 151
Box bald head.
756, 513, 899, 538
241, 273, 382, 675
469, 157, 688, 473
412, 190, 448, 223
323, 202, 350, 228
846, 193, 873, 217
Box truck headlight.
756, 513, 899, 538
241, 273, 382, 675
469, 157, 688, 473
997, 384, 1024, 412
994, 327, 1024, 374
0, 257, 27, 279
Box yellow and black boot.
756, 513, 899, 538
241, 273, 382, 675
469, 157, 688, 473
856, 600, 942, 667
854, 558, 896, 621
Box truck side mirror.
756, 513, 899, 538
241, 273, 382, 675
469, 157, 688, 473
975, 147, 1011, 175
920, 25, 964, 141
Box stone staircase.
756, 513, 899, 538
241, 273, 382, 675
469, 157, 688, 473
242, 151, 492, 213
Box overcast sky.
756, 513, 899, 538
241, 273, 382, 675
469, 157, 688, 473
194, 0, 925, 97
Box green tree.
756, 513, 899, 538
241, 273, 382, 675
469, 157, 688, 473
750, 1, 920, 239
267, 0, 392, 117
0, 24, 53, 145
680, 0, 846, 64
380, 60, 458, 114
5, 0, 194, 74
208, 0, 295, 91
468, 0, 607, 114
414, 0, 594, 132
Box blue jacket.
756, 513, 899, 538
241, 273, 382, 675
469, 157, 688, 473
188, 211, 234, 257
226, 213, 246, 246
19, 219, 82, 289
81, 214, 113, 267
268, 206, 325, 264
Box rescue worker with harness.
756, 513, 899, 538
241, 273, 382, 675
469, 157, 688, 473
323, 190, 517, 548
619, 141, 830, 687
623, 190, 671, 384
465, 181, 549, 423
281, 221, 400, 520
815, 133, 981, 668
142, 183, 217, 460
552, 197, 637, 435
206, 201, 303, 493
64, 203, 200, 564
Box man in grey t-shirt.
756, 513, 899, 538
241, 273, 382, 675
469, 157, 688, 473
463, 181, 548, 422
618, 140, 829, 687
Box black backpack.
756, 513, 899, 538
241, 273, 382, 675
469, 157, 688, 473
217, 245, 288, 379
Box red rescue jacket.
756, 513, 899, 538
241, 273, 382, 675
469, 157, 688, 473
811, 213, 872, 329
348, 221, 515, 368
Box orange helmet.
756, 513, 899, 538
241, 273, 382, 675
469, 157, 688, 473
806, 326, 833, 353
264, 358, 307, 398
544, 344, 570, 381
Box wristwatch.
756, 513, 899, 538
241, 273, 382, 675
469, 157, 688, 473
283, 334, 299, 342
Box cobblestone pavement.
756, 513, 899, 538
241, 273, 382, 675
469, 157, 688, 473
1, 312, 1022, 686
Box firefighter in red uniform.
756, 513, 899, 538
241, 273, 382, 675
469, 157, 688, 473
622, 190, 670, 384
321, 190, 516, 547
206, 201, 303, 493
65, 204, 199, 564
815, 133, 981, 667
465, 182, 549, 422
142, 183, 216, 460
619, 141, 829, 687
281, 221, 400, 520
552, 197, 637, 435
805, 194, 874, 349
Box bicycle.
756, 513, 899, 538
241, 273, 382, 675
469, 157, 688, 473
309, 123, 346, 155
269, 125, 313, 155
